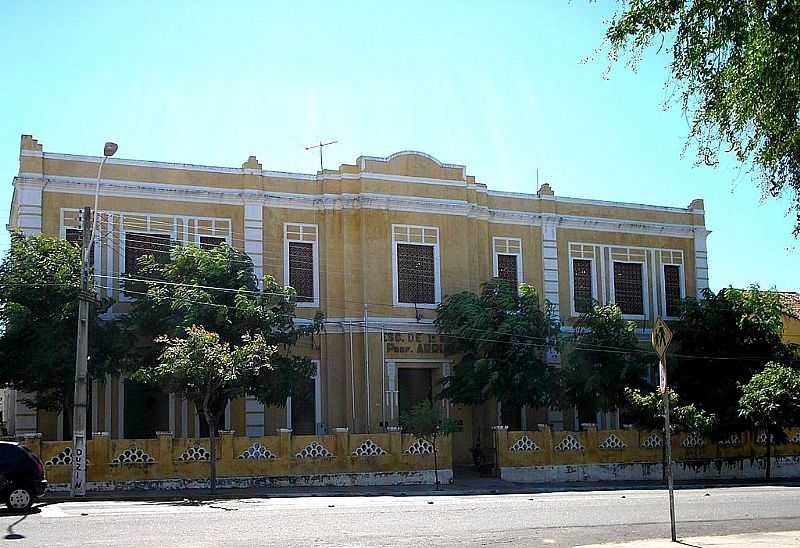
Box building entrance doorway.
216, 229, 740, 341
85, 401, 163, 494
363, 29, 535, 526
398, 368, 432, 417
291, 376, 317, 435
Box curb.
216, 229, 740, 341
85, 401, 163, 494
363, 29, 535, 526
39, 478, 800, 504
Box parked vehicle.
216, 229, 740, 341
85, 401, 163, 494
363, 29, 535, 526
0, 442, 47, 510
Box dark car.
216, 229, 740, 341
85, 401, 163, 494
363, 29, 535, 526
0, 442, 47, 510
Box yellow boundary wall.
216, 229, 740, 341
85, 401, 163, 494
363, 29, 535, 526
20, 429, 452, 487
496, 428, 800, 468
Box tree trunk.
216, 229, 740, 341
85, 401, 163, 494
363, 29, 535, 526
765, 431, 772, 482
205, 409, 217, 493
432, 435, 440, 491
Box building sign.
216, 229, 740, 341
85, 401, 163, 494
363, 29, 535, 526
384, 333, 450, 356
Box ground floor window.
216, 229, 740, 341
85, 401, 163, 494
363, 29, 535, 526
123, 379, 169, 439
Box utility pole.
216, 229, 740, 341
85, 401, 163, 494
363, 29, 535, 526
71, 206, 92, 496
71, 141, 116, 496
305, 140, 338, 172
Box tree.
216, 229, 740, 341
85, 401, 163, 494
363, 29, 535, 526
738, 362, 800, 480
134, 325, 314, 490
126, 242, 321, 489
604, 1, 800, 235
399, 400, 460, 490
561, 304, 653, 425
435, 279, 560, 424
671, 286, 795, 436
0, 233, 128, 432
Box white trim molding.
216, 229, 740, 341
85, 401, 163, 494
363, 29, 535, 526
391, 224, 441, 309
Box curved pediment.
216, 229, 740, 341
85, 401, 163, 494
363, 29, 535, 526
357, 151, 466, 182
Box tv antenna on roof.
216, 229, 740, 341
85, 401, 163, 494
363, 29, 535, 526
306, 140, 338, 172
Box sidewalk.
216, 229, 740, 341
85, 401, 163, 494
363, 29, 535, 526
577, 530, 800, 547
42, 476, 800, 503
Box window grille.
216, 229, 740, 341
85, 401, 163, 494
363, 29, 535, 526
65, 228, 94, 264
288, 242, 314, 302
397, 244, 435, 304
199, 236, 225, 250
497, 254, 518, 287
572, 259, 593, 313
664, 265, 681, 317
125, 233, 171, 275
613, 262, 644, 315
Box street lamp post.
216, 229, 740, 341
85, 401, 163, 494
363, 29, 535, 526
71, 142, 117, 496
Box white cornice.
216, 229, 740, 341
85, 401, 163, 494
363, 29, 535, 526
16, 173, 701, 238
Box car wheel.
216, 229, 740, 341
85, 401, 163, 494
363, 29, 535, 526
6, 487, 33, 510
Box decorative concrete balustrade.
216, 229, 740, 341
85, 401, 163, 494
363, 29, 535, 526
496, 428, 800, 483
21, 429, 452, 491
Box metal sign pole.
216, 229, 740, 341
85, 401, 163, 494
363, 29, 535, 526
653, 317, 676, 542
661, 359, 676, 543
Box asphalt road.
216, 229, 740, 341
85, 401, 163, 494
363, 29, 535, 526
0, 485, 798, 547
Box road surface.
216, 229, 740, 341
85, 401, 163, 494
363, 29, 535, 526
1, 485, 798, 546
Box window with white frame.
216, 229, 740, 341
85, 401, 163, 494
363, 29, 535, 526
124, 232, 172, 275
610, 247, 647, 317
199, 236, 226, 250
660, 250, 685, 318
569, 243, 597, 315
284, 223, 319, 306
493, 237, 522, 288
65, 227, 95, 264
392, 224, 441, 307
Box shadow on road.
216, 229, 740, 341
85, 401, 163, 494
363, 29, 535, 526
0, 504, 44, 541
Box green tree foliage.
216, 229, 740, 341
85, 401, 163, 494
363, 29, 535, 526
399, 400, 460, 489
671, 286, 795, 435
134, 325, 314, 490
739, 362, 800, 479
624, 388, 715, 435
435, 280, 560, 414
125, 242, 322, 396
0, 233, 128, 421
561, 304, 653, 421
604, 1, 800, 234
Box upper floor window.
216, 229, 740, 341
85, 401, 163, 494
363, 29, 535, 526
284, 223, 319, 307
663, 264, 682, 317
572, 259, 593, 314
392, 225, 440, 307
493, 237, 522, 288
568, 243, 597, 316
613, 262, 644, 316
124, 232, 171, 275
65, 227, 94, 264
199, 235, 226, 250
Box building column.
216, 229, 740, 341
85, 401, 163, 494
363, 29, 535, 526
694, 228, 710, 297
385, 361, 398, 426
244, 203, 264, 286
541, 217, 560, 309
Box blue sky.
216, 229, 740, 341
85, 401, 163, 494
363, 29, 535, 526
1, 1, 796, 291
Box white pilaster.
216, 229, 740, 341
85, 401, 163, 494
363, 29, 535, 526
694, 228, 710, 296
14, 180, 43, 236
385, 361, 398, 424
541, 217, 560, 309
244, 203, 264, 286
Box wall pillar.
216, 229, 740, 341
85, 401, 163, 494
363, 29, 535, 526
244, 203, 264, 286
694, 228, 710, 296
385, 361, 398, 426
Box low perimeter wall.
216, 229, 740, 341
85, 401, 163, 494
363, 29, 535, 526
20, 429, 453, 492
496, 428, 800, 483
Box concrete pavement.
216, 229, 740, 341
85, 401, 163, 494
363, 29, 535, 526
2, 485, 798, 546
578, 530, 800, 547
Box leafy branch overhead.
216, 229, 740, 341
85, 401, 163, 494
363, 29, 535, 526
605, 1, 800, 234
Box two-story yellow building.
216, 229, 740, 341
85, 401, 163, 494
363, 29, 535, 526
5, 135, 709, 464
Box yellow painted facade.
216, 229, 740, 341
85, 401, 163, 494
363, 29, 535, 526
7, 135, 710, 465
